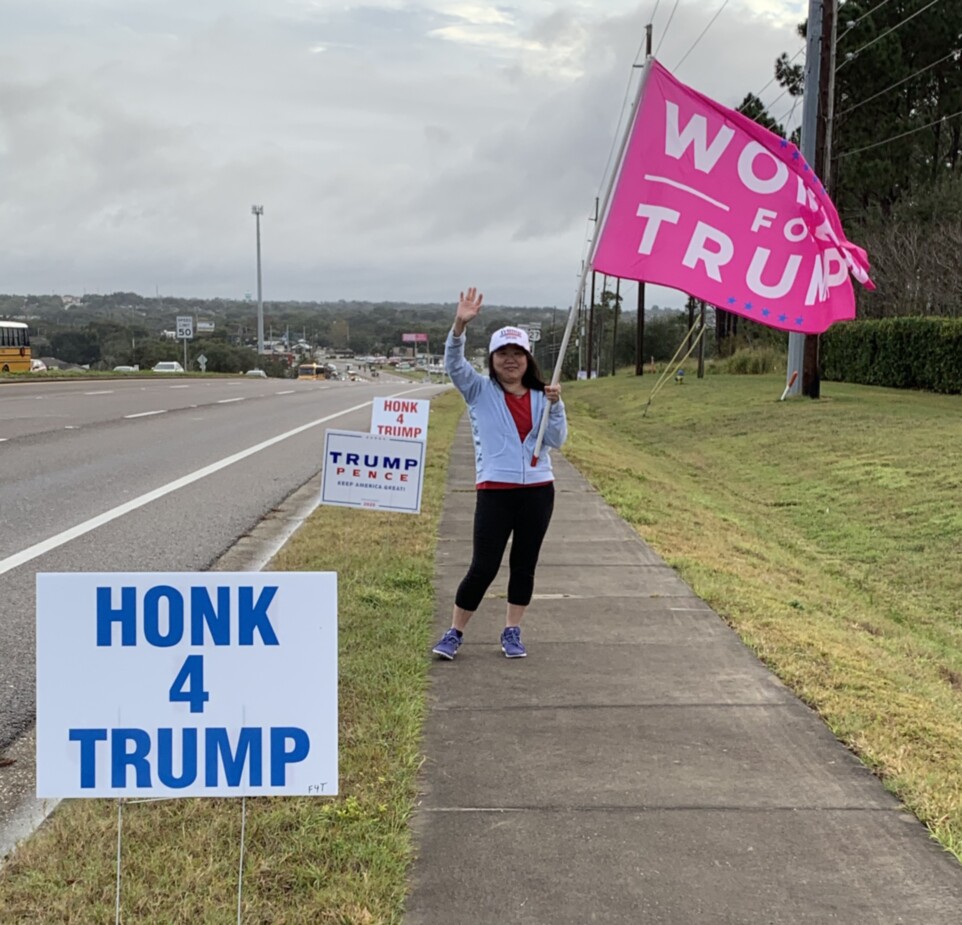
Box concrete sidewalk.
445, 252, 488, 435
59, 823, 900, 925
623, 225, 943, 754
406, 419, 962, 924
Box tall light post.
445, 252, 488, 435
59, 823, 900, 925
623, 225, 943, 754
251, 205, 264, 356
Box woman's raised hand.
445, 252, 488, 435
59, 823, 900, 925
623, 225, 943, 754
456, 287, 484, 325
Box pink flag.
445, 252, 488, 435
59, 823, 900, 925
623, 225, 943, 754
592, 60, 873, 335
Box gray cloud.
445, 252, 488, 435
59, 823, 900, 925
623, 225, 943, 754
0, 1, 806, 307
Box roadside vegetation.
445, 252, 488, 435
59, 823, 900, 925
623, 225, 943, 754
562, 370, 962, 859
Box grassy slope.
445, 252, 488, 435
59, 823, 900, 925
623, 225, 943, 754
561, 371, 962, 857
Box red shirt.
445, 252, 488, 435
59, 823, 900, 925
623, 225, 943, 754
477, 390, 551, 490
504, 389, 533, 441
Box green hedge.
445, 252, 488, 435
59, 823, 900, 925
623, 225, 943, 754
822, 317, 962, 394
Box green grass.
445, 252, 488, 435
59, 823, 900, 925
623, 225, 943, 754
561, 370, 962, 858
0, 389, 465, 924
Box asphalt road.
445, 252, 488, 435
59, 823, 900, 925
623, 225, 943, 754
0, 374, 445, 750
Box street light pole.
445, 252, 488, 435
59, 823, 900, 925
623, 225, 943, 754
251, 205, 264, 357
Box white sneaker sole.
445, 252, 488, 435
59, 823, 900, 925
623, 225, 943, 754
432, 648, 457, 660
501, 647, 527, 658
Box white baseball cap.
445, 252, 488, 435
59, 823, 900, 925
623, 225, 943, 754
488, 326, 531, 355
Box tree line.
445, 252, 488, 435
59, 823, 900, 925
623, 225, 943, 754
740, 0, 961, 322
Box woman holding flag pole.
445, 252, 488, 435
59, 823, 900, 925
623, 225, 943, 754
431, 287, 567, 661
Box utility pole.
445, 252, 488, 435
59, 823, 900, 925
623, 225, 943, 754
612, 277, 620, 376
586, 270, 596, 379
578, 292, 585, 375
635, 21, 653, 377
786, 0, 825, 398
803, 0, 837, 399
697, 300, 706, 378
598, 275, 607, 376
251, 205, 264, 356
577, 262, 585, 374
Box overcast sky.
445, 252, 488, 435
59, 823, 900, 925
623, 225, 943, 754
1, 0, 808, 309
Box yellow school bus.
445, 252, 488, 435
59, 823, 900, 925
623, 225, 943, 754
0, 321, 31, 373
297, 362, 331, 381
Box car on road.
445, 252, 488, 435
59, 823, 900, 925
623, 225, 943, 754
153, 361, 184, 373
113, 365, 138, 372
244, 368, 268, 378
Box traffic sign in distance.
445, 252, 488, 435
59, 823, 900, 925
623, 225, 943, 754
176, 316, 194, 339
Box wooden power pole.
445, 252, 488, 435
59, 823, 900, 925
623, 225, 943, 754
801, 0, 837, 399
586, 270, 596, 379
635, 22, 653, 377
802, 0, 837, 399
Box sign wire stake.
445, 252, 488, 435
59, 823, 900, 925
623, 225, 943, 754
115, 798, 124, 925
236, 795, 248, 925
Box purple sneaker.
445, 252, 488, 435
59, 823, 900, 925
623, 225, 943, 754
432, 628, 462, 660
500, 626, 527, 658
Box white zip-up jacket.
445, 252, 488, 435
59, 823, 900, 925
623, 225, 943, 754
445, 329, 568, 485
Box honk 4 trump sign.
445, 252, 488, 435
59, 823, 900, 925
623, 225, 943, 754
593, 59, 873, 334
370, 396, 429, 441
36, 572, 338, 798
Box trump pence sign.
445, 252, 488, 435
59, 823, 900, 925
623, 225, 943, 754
321, 429, 424, 514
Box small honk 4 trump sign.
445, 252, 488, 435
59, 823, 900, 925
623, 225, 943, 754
370, 396, 430, 441
36, 572, 338, 799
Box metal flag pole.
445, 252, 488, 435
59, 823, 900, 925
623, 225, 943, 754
532, 54, 654, 464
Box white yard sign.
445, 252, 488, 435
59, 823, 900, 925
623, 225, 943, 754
321, 429, 425, 514
370, 396, 430, 441
36, 572, 338, 799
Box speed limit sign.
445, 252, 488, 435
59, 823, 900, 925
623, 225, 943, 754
176, 316, 194, 339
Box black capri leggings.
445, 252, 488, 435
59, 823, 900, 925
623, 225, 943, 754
455, 483, 555, 612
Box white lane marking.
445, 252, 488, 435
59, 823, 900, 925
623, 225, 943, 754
276, 390, 295, 395
0, 386, 435, 578
85, 390, 114, 396
0, 438, 7, 442
0, 399, 370, 576
64, 426, 79, 430
217, 397, 244, 404
169, 385, 190, 389
124, 410, 168, 419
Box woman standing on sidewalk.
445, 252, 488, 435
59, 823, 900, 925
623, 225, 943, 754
432, 286, 567, 660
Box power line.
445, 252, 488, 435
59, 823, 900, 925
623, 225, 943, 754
654, 0, 681, 57
775, 95, 802, 134
592, 29, 651, 217
674, 0, 731, 70
837, 48, 961, 117
581, 1, 659, 293
837, 0, 894, 41
756, 45, 804, 108
762, 83, 793, 117
837, 108, 962, 158
837, 0, 942, 71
